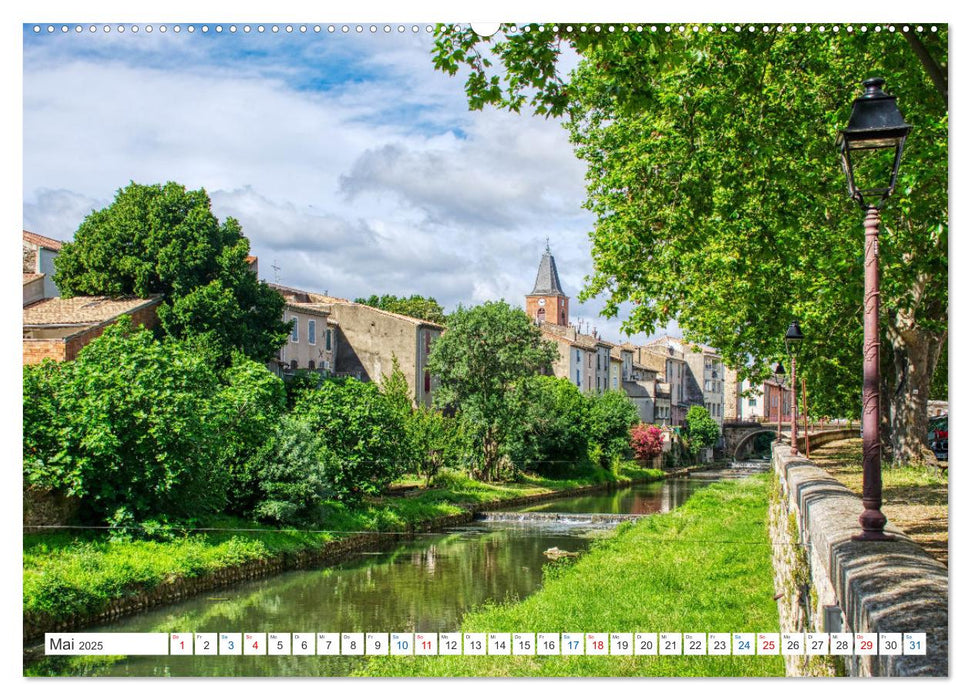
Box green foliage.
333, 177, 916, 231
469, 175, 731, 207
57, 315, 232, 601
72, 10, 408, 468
216, 354, 287, 515
363, 475, 783, 677
427, 301, 558, 481
53, 181, 290, 364
354, 294, 448, 325
505, 375, 590, 477
250, 415, 337, 526
296, 378, 410, 501
685, 405, 720, 451
23, 319, 228, 524
585, 390, 640, 467
431, 24, 947, 461
409, 408, 470, 486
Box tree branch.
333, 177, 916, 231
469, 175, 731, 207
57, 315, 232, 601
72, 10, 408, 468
904, 31, 948, 108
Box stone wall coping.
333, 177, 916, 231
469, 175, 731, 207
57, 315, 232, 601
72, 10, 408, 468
774, 445, 948, 676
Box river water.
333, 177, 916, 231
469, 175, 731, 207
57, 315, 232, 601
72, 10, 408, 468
26, 477, 715, 676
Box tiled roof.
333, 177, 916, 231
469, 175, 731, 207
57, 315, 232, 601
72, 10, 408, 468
22, 273, 44, 285
268, 283, 443, 329
285, 301, 331, 316
23, 230, 64, 251
23, 296, 160, 326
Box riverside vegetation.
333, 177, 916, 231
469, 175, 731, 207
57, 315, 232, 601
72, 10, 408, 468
362, 475, 784, 677
24, 301, 682, 630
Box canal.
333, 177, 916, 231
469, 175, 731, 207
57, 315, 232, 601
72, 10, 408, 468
26, 476, 716, 676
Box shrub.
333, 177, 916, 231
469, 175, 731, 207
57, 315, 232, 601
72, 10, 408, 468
22, 319, 228, 524
296, 378, 410, 501
250, 415, 337, 526
630, 423, 665, 461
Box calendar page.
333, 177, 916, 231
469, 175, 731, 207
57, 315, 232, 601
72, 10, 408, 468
19, 2, 950, 687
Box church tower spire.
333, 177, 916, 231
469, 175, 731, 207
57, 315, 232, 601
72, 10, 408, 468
526, 244, 569, 326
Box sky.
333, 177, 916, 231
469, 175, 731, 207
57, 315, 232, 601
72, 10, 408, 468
22, 23, 676, 344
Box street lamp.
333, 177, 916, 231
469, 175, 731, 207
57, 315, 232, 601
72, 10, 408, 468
784, 321, 804, 451
773, 361, 787, 443
837, 77, 912, 542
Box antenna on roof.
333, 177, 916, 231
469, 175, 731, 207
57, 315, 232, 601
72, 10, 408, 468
545, 236, 551, 255
271, 259, 281, 284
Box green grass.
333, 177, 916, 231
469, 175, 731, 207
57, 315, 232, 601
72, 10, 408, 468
361, 475, 784, 677
24, 464, 664, 629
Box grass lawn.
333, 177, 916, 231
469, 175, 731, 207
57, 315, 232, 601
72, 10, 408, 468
361, 475, 784, 677
24, 464, 664, 630
811, 439, 948, 566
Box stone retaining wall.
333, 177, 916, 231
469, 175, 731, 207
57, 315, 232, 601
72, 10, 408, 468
770, 445, 948, 677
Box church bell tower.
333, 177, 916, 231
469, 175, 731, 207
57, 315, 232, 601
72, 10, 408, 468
525, 241, 569, 327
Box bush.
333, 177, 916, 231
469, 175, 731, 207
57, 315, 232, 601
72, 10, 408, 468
506, 376, 590, 477
296, 378, 410, 501
586, 390, 640, 467
22, 319, 229, 524
250, 415, 337, 526
630, 423, 665, 461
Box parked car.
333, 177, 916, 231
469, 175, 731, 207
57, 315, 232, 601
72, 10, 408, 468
928, 414, 948, 461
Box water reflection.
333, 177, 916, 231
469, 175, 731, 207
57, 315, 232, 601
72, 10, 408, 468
26, 478, 711, 676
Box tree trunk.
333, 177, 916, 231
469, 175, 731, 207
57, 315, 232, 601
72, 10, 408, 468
885, 317, 945, 466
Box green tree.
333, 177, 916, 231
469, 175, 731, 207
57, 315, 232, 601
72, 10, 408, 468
685, 405, 721, 453
23, 319, 228, 525
427, 300, 557, 481
431, 25, 947, 464
54, 181, 291, 364
296, 378, 410, 501
506, 375, 590, 476
354, 294, 448, 325
216, 353, 287, 515
586, 390, 640, 467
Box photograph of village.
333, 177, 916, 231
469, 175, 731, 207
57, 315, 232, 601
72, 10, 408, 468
21, 18, 947, 680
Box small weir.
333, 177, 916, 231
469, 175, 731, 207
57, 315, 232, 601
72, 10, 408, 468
476, 511, 644, 525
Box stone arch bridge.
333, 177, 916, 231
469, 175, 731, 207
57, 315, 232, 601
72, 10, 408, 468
722, 421, 859, 461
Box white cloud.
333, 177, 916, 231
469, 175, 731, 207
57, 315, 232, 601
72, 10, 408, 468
22, 28, 664, 346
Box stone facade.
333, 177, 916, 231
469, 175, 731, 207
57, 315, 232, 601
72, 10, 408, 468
275, 302, 337, 374
23, 230, 62, 300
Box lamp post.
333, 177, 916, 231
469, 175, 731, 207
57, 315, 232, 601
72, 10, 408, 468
773, 362, 786, 443
837, 77, 912, 542
785, 321, 804, 451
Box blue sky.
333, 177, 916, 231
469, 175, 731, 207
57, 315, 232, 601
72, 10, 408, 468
22, 22, 672, 344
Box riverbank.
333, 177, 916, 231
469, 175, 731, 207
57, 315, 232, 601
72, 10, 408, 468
362, 474, 784, 677
24, 463, 666, 641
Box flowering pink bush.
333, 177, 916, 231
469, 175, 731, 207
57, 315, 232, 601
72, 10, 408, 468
630, 423, 664, 461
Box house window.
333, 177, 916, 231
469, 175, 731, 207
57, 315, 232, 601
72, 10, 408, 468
576, 349, 580, 363
749, 398, 757, 407
425, 331, 432, 355
424, 370, 431, 393
308, 319, 316, 345
326, 329, 332, 351
308, 360, 315, 370
576, 370, 581, 385
290, 316, 299, 342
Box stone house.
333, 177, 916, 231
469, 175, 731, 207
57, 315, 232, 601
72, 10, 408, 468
270, 284, 442, 408
645, 336, 725, 427
640, 343, 689, 427
273, 299, 338, 376
23, 230, 63, 305
23, 295, 161, 365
